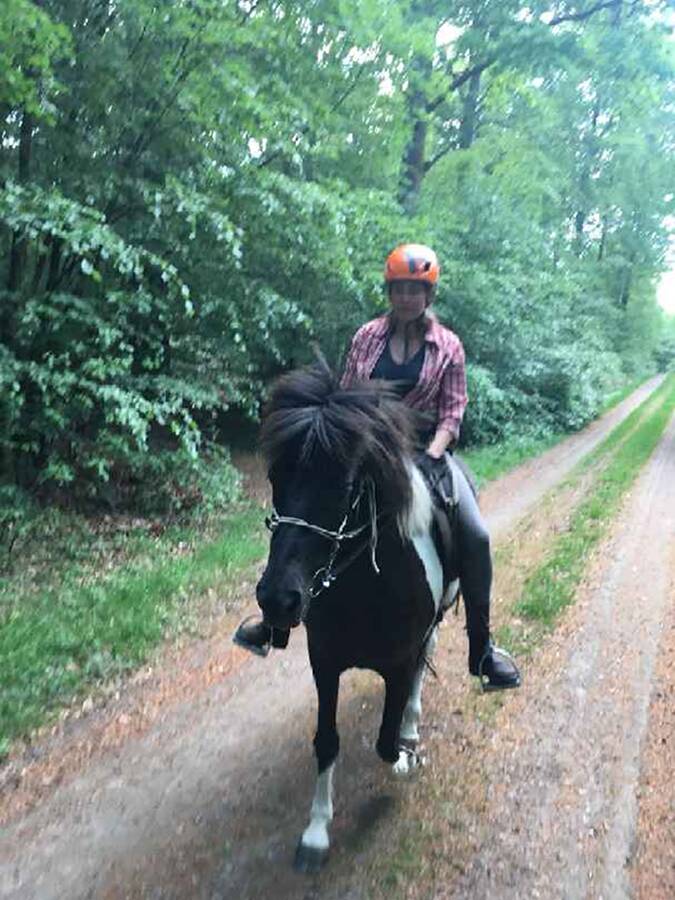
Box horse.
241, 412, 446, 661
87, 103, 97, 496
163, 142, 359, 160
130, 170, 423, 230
255, 361, 460, 872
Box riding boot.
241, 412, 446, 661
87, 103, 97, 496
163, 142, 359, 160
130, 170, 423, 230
454, 461, 521, 692
232, 616, 290, 657
466, 607, 520, 691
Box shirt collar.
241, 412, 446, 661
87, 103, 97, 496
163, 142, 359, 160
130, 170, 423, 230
376, 312, 444, 347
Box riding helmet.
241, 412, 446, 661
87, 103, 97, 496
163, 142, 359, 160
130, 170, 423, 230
384, 244, 440, 285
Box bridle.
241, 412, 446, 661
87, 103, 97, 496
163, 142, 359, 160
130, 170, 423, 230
265, 476, 382, 611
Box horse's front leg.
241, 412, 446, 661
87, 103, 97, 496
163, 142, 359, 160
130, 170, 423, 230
294, 666, 340, 874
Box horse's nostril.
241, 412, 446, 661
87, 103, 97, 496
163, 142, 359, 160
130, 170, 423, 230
256, 580, 304, 627
283, 588, 303, 617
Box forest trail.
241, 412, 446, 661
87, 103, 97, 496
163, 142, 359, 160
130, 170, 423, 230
0, 375, 672, 900
448, 409, 675, 900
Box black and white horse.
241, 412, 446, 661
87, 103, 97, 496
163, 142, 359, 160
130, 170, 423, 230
256, 363, 458, 872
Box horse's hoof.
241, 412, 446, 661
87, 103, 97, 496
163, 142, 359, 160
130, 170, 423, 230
294, 841, 329, 874
376, 737, 398, 764
392, 746, 421, 776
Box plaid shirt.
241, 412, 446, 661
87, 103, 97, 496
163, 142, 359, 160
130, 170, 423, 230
340, 314, 468, 441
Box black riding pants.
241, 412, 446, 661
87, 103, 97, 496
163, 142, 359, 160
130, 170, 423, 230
453, 465, 492, 669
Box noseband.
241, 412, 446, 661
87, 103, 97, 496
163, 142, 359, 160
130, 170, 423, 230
265, 477, 381, 612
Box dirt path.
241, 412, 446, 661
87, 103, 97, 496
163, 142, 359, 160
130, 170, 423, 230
0, 376, 670, 900
448, 412, 675, 900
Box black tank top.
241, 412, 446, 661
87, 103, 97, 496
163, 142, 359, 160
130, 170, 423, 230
371, 340, 426, 399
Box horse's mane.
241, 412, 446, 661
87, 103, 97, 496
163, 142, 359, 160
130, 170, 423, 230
260, 361, 422, 513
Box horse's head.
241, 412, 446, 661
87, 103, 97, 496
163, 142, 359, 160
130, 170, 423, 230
256, 362, 422, 629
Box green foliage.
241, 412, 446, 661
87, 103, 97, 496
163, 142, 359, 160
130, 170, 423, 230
653, 312, 675, 372
1, 0, 673, 508
0, 0, 71, 112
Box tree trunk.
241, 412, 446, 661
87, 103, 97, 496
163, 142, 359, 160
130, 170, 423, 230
6, 108, 33, 295
399, 107, 428, 215
597, 219, 607, 261
398, 50, 432, 215
2, 107, 33, 484
458, 70, 482, 150
619, 267, 632, 307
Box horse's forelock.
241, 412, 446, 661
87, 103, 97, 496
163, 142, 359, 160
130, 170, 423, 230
261, 366, 416, 515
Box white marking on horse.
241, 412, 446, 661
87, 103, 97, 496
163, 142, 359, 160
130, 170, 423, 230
399, 464, 433, 538
402, 464, 444, 611
300, 763, 335, 851
400, 626, 439, 745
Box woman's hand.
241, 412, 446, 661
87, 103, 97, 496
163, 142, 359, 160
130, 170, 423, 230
426, 427, 456, 459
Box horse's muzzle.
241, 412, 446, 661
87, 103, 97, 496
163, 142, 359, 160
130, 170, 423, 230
256, 578, 304, 630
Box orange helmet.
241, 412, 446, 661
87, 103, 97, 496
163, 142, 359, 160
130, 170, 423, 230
384, 243, 440, 286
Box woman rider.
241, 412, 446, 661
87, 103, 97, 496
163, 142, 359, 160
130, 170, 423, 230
234, 243, 520, 691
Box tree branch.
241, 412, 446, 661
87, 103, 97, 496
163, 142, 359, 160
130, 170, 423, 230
549, 0, 619, 26
423, 141, 458, 173
426, 0, 634, 116
240, 0, 265, 25
426, 57, 496, 114
257, 68, 366, 170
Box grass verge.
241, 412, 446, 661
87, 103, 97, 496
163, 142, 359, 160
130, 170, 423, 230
513, 372, 675, 631
462, 431, 565, 486
0, 505, 265, 751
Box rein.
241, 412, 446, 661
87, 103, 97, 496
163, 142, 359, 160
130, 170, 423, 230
265, 477, 382, 607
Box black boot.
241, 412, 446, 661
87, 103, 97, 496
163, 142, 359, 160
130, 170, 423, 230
232, 616, 290, 657
469, 640, 521, 692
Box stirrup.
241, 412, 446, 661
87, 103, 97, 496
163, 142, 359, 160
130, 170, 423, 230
232, 614, 271, 658
477, 644, 521, 693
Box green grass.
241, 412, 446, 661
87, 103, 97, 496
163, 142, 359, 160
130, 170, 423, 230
579, 379, 666, 471
597, 373, 654, 416
514, 373, 675, 628
0, 505, 265, 747
462, 432, 565, 486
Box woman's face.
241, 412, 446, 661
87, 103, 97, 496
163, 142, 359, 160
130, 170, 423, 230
389, 280, 429, 322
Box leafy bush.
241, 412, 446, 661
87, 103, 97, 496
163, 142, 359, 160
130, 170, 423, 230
461, 365, 515, 445
0, 485, 39, 566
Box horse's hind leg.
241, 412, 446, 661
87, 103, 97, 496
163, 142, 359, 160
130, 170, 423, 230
376, 662, 417, 766
295, 667, 339, 874
396, 627, 439, 775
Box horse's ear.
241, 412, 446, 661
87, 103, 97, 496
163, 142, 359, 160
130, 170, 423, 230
311, 344, 332, 377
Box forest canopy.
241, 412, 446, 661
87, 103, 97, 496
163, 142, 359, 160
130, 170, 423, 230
1, 0, 674, 513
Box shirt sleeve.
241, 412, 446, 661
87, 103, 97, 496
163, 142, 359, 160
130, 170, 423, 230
339, 325, 366, 389
437, 340, 468, 440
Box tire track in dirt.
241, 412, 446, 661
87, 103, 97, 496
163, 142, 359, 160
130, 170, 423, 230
0, 377, 666, 900
448, 412, 675, 900
632, 540, 675, 900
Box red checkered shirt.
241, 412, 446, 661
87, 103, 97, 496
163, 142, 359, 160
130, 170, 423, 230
340, 313, 468, 441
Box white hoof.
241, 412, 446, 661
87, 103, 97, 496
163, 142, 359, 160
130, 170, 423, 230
392, 748, 421, 776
